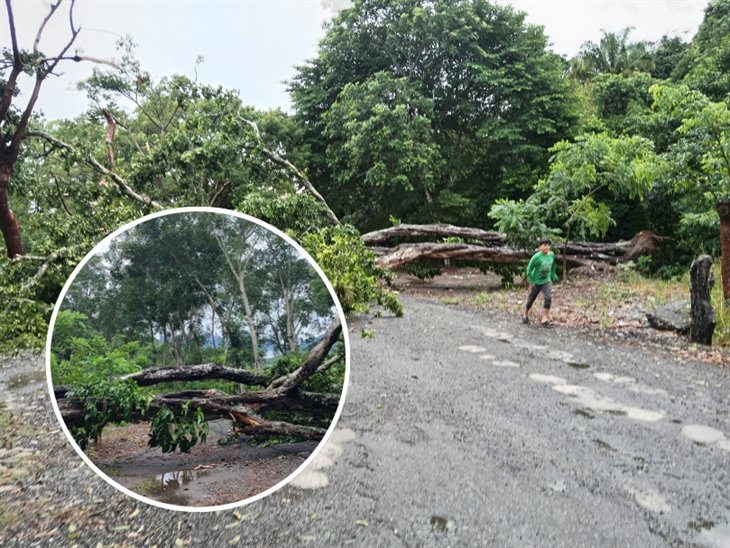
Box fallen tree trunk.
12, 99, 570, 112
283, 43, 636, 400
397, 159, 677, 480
375, 242, 594, 270
366, 226, 667, 270
361, 223, 505, 246
54, 317, 343, 444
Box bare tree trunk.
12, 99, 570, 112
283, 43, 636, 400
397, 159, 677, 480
716, 200, 730, 300
0, 164, 24, 258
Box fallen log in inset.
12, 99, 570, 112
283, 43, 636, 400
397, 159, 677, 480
54, 316, 343, 444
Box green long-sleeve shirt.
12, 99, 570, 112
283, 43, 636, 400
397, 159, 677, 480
526, 250, 559, 285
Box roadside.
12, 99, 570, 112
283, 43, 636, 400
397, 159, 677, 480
394, 266, 730, 367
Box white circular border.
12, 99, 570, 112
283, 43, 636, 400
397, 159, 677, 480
45, 206, 351, 513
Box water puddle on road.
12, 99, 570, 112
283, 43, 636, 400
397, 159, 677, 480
137, 469, 211, 506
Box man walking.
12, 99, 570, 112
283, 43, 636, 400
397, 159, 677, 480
522, 238, 559, 326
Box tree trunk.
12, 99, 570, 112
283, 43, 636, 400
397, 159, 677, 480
716, 200, 730, 300
690, 255, 716, 345
0, 165, 24, 258
361, 223, 505, 246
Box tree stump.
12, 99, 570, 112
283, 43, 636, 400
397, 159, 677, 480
690, 255, 716, 345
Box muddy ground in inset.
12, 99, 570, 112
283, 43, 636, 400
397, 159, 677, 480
88, 421, 318, 507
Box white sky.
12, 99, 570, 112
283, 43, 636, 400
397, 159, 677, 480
2, 1, 709, 121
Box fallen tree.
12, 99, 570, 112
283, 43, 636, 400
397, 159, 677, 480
362, 225, 667, 270
54, 317, 343, 451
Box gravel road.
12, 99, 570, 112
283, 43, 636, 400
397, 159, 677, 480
1, 294, 729, 547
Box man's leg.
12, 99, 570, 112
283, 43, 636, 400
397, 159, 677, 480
539, 282, 553, 324
524, 284, 542, 323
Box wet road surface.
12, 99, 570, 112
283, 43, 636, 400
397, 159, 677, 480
1, 295, 729, 546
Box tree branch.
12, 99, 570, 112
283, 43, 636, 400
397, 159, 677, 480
27, 130, 164, 209
33, 0, 62, 53
241, 117, 340, 226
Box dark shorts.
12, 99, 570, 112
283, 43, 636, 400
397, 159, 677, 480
526, 282, 552, 310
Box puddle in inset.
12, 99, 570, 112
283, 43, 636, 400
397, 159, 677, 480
136, 468, 212, 505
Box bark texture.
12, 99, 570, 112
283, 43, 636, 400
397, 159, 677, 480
690, 255, 716, 345
717, 200, 730, 300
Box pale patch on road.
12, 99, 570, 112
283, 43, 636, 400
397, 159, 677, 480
698, 522, 730, 548
529, 374, 664, 422
492, 360, 520, 368
625, 485, 672, 514
681, 425, 730, 452
594, 372, 637, 384
458, 345, 487, 353
290, 429, 356, 490
478, 354, 497, 360
528, 373, 567, 385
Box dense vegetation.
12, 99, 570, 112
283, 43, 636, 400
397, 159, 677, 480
3, 0, 730, 350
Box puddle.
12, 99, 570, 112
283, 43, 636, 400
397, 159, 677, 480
573, 409, 594, 419
626, 486, 671, 513
529, 374, 664, 422
594, 372, 636, 384
290, 428, 356, 490
528, 374, 567, 385
491, 360, 520, 368
565, 360, 589, 369
132, 469, 212, 505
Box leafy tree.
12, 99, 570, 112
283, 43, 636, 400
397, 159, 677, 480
569, 28, 654, 81
674, 0, 730, 100
322, 72, 441, 229
291, 0, 579, 228
490, 133, 658, 277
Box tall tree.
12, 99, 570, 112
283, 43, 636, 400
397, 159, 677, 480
291, 0, 579, 229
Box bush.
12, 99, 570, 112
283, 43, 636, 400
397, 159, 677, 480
301, 224, 403, 317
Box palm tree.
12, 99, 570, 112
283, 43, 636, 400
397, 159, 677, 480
569, 28, 654, 81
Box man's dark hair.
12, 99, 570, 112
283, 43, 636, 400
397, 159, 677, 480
538, 237, 551, 246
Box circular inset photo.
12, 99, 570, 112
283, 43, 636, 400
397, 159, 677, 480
46, 208, 349, 511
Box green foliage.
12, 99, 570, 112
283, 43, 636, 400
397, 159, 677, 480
403, 259, 441, 280
68, 380, 152, 450
569, 28, 655, 81
291, 0, 580, 227
322, 72, 441, 229
301, 225, 403, 317
148, 403, 209, 454
477, 262, 523, 289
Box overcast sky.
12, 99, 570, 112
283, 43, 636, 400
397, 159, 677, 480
2, 1, 709, 121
